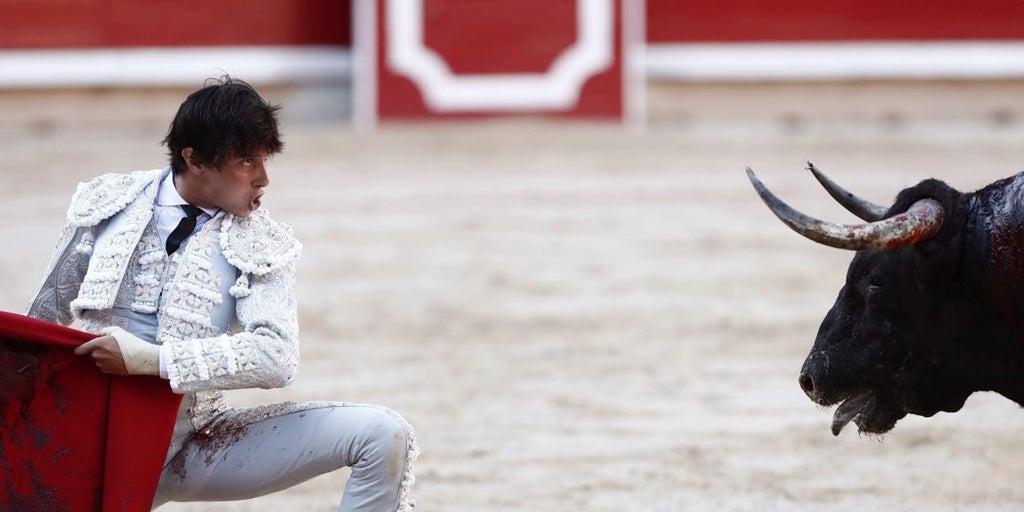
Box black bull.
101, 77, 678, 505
748, 163, 1024, 436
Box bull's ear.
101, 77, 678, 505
899, 187, 965, 287
891, 179, 963, 255
912, 227, 962, 289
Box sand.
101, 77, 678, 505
4, 115, 1024, 511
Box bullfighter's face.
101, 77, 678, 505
800, 249, 973, 436
183, 148, 271, 218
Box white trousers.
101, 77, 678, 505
104, 308, 416, 511
151, 402, 416, 511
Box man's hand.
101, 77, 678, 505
74, 326, 159, 376
74, 333, 129, 375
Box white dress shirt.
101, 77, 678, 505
155, 170, 219, 251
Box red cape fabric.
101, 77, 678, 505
0, 311, 182, 511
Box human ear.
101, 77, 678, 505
181, 148, 203, 174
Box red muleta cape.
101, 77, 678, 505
0, 311, 182, 511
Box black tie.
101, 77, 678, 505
166, 205, 204, 255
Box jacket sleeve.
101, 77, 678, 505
26, 223, 94, 325
159, 262, 300, 393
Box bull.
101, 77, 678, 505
747, 163, 1024, 436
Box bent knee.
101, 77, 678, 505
348, 407, 415, 472
377, 410, 414, 483
364, 408, 413, 451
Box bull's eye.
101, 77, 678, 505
866, 284, 883, 297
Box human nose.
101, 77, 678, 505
254, 162, 270, 188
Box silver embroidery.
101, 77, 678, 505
157, 225, 225, 345
130, 230, 166, 314
26, 225, 93, 324
159, 215, 301, 393
70, 180, 157, 317
67, 169, 162, 227
220, 208, 302, 275
30, 168, 307, 472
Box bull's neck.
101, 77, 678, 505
976, 173, 1024, 335
968, 172, 1024, 400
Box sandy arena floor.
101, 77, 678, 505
4, 114, 1024, 511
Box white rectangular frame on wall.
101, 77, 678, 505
352, 0, 645, 125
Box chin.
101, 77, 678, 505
833, 386, 965, 436
853, 390, 970, 435
851, 391, 907, 435
228, 206, 257, 218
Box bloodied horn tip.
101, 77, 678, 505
745, 165, 943, 251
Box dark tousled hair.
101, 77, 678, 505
163, 76, 283, 174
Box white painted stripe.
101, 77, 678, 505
646, 42, 1024, 81
4, 41, 1020, 90
0, 46, 351, 88
386, 0, 614, 111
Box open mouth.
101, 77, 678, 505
823, 393, 872, 434
830, 392, 874, 436
829, 389, 908, 436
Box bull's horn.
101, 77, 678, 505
807, 162, 889, 222
746, 167, 944, 251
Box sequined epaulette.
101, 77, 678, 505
220, 208, 302, 275
66, 169, 164, 227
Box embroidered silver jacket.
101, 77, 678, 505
26, 168, 303, 428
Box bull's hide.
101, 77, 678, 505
0, 311, 181, 512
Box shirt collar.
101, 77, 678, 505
156, 169, 220, 217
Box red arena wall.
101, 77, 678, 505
3, 1, 1023, 122
645, 0, 1024, 42
0, 0, 351, 48
3, 0, 1023, 50
369, 0, 629, 120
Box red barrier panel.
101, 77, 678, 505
0, 0, 350, 49
363, 0, 631, 121
646, 0, 1024, 42
0, 311, 181, 512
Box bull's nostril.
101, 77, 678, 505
799, 374, 815, 395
